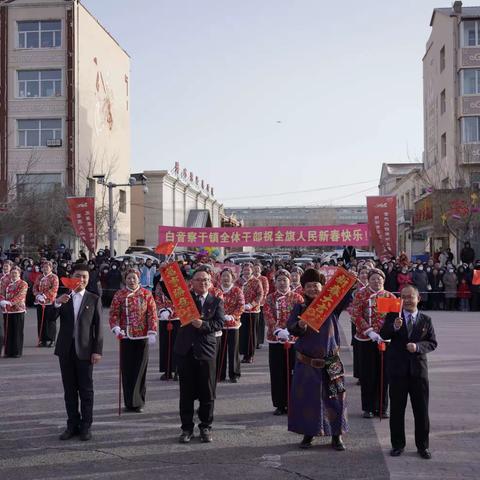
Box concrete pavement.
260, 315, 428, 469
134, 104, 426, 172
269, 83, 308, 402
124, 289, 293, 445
0, 308, 477, 479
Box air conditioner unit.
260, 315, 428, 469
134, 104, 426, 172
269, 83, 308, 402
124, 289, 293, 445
46, 139, 62, 147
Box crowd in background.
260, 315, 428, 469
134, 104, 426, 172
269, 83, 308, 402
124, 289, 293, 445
1, 241, 480, 312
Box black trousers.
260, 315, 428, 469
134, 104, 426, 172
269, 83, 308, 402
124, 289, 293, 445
351, 323, 360, 379
257, 307, 265, 347
217, 329, 240, 381
58, 341, 94, 430
0, 314, 4, 357
36, 304, 56, 343
358, 340, 389, 413
3, 313, 24, 357
159, 320, 180, 376
177, 350, 216, 432
239, 312, 258, 359
268, 343, 295, 409
389, 375, 430, 451
120, 338, 149, 409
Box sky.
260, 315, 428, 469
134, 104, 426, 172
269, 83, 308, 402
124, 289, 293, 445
81, 0, 462, 208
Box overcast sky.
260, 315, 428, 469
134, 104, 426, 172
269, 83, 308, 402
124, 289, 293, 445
81, 0, 460, 208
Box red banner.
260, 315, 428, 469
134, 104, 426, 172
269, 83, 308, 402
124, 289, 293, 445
366, 196, 397, 258
160, 262, 200, 326
299, 267, 356, 332
67, 197, 96, 253
159, 224, 369, 248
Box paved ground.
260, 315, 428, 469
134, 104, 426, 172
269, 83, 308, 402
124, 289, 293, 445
0, 308, 478, 479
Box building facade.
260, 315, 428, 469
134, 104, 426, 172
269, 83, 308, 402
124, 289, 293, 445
0, 0, 131, 253
130, 164, 224, 247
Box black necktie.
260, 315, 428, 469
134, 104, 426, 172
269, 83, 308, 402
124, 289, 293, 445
407, 313, 414, 337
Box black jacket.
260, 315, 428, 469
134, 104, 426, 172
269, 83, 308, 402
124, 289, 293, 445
380, 311, 437, 379
54, 291, 103, 361
174, 292, 225, 360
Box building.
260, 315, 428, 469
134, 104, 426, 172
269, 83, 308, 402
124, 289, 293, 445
378, 163, 428, 258
0, 0, 131, 253
224, 205, 367, 228
130, 163, 224, 247
421, 1, 480, 258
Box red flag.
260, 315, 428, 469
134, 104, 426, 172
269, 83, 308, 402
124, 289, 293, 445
155, 242, 175, 255
473, 270, 480, 286
61, 277, 82, 291
376, 296, 401, 313
67, 197, 96, 253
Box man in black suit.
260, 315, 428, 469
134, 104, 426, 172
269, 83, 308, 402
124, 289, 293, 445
380, 285, 437, 460
174, 267, 225, 444
54, 263, 103, 441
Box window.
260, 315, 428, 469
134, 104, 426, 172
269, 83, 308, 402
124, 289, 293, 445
440, 46, 445, 72
461, 117, 480, 143
461, 69, 480, 95
17, 20, 61, 48
462, 20, 480, 47
440, 89, 446, 114
17, 70, 61, 98
441, 133, 447, 157
119, 190, 126, 213
17, 119, 62, 147
16, 173, 62, 198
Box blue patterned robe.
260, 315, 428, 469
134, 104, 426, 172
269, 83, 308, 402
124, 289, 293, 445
287, 301, 348, 436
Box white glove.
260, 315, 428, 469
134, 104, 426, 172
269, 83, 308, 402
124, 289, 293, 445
36, 294, 46, 303
367, 331, 382, 343
148, 333, 156, 345
274, 328, 290, 342
159, 308, 172, 320
0, 300, 7, 308
112, 326, 126, 338
224, 314, 234, 321
244, 303, 252, 311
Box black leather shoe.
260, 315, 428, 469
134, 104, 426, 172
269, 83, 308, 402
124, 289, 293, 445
418, 449, 432, 459
229, 378, 238, 383
332, 435, 346, 451
390, 448, 404, 457
59, 428, 78, 440
179, 431, 193, 443
362, 411, 374, 418
299, 435, 314, 449
79, 429, 92, 441
199, 428, 212, 443
273, 407, 284, 416
380, 411, 390, 419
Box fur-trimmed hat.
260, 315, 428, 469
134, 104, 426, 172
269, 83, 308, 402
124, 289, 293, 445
300, 268, 326, 287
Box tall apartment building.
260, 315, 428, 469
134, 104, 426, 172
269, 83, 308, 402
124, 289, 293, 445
424, 1, 480, 189
0, 0, 131, 253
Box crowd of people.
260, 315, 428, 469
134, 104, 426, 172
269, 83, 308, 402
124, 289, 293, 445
0, 241, 467, 458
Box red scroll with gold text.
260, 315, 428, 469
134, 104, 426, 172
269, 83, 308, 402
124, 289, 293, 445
67, 197, 96, 253
299, 267, 356, 332
160, 262, 200, 326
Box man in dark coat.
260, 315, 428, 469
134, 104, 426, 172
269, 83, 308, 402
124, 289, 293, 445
54, 263, 103, 442
460, 241, 475, 265
380, 285, 437, 460
174, 267, 225, 443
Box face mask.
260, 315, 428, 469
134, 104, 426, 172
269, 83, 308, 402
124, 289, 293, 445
27, 267, 32, 272
418, 266, 424, 271
448, 269, 454, 273
112, 266, 117, 270
401, 269, 407, 274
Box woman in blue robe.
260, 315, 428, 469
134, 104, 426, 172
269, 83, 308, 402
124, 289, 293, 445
287, 268, 348, 450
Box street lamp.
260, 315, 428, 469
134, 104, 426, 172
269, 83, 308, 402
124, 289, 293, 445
93, 174, 148, 257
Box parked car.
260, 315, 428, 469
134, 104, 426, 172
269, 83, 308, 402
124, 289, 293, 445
320, 249, 377, 264
113, 253, 159, 264
292, 257, 315, 267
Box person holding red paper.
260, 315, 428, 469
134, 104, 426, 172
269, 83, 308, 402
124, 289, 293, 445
351, 268, 397, 419
380, 285, 437, 460
33, 261, 59, 347
174, 267, 225, 444
264, 269, 303, 415
217, 268, 244, 383
1, 266, 28, 357
109, 269, 158, 412
287, 268, 349, 451
235, 263, 263, 364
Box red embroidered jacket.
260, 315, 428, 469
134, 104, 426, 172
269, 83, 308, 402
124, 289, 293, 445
33, 273, 59, 305
255, 275, 269, 306
153, 286, 178, 321
291, 284, 303, 296
2, 279, 28, 313
351, 287, 397, 341
264, 290, 303, 343
208, 286, 224, 300
109, 287, 158, 339
235, 276, 263, 313
0, 273, 11, 300
221, 285, 245, 329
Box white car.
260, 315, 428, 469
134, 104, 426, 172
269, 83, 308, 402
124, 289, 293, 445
113, 253, 158, 264
321, 249, 376, 264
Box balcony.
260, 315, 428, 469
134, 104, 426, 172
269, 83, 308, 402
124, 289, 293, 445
459, 144, 480, 164
462, 96, 480, 115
